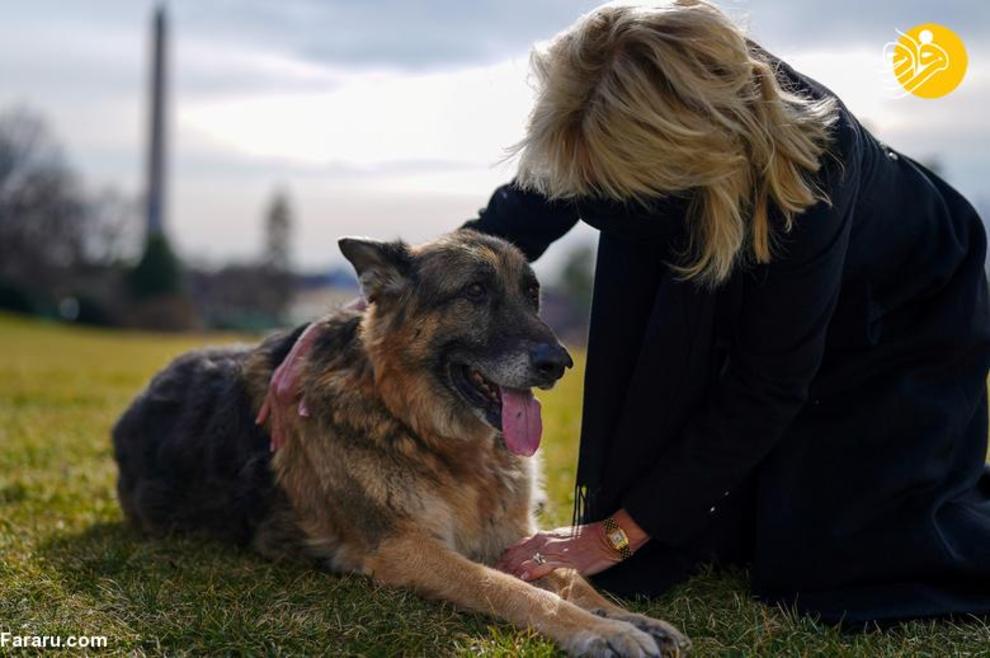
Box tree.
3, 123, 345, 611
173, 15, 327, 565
557, 243, 596, 318
127, 232, 182, 299
257, 189, 294, 320
0, 105, 171, 324
0, 107, 87, 291
264, 189, 292, 272
85, 187, 140, 266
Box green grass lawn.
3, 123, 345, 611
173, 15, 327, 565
1, 311, 988, 656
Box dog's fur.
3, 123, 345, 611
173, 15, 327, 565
113, 230, 689, 657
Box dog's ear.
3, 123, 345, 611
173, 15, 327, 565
338, 237, 413, 303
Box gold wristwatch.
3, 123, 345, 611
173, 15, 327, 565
602, 516, 633, 560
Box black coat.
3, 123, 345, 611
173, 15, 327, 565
463, 57, 990, 626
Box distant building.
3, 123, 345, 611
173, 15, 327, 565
286, 269, 360, 325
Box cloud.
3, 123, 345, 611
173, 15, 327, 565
173, 0, 602, 71
0, 0, 986, 274
175, 0, 990, 74
729, 0, 989, 52
177, 57, 535, 168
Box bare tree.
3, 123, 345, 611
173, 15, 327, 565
0, 105, 145, 322
264, 189, 293, 272
0, 107, 87, 289
255, 188, 295, 320
85, 187, 141, 266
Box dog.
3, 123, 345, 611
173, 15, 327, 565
112, 229, 689, 657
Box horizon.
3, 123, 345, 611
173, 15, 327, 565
1, 0, 987, 279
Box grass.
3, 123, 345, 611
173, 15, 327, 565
1, 310, 988, 656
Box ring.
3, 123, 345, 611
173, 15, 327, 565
532, 552, 547, 565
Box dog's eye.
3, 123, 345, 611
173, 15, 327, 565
464, 282, 487, 302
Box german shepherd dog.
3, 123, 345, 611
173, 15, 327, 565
113, 230, 689, 657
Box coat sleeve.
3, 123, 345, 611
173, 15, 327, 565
461, 181, 580, 261
621, 151, 860, 546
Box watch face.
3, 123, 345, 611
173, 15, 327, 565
608, 529, 627, 547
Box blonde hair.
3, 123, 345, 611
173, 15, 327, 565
512, 0, 838, 285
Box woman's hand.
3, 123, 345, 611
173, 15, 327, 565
255, 297, 366, 451
495, 509, 650, 581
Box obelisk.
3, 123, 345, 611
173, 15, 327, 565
145, 4, 167, 237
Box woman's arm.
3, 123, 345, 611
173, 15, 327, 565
621, 153, 861, 546
495, 507, 651, 581
495, 174, 859, 580
462, 181, 580, 261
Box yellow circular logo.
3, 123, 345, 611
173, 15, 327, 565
885, 23, 967, 98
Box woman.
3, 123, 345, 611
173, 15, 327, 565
260, 1, 990, 625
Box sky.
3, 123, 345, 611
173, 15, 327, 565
1, 0, 988, 277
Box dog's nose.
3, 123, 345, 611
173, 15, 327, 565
530, 342, 573, 381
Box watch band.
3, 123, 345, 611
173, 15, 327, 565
602, 515, 633, 560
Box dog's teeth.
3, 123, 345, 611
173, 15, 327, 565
465, 368, 501, 405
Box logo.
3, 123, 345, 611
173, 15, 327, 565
883, 23, 967, 99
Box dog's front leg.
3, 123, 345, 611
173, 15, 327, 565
365, 532, 662, 658
535, 569, 690, 657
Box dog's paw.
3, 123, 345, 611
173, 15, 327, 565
565, 619, 660, 658
592, 610, 691, 658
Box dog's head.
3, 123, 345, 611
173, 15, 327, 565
339, 229, 572, 455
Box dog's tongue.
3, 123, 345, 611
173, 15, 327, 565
499, 387, 542, 456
